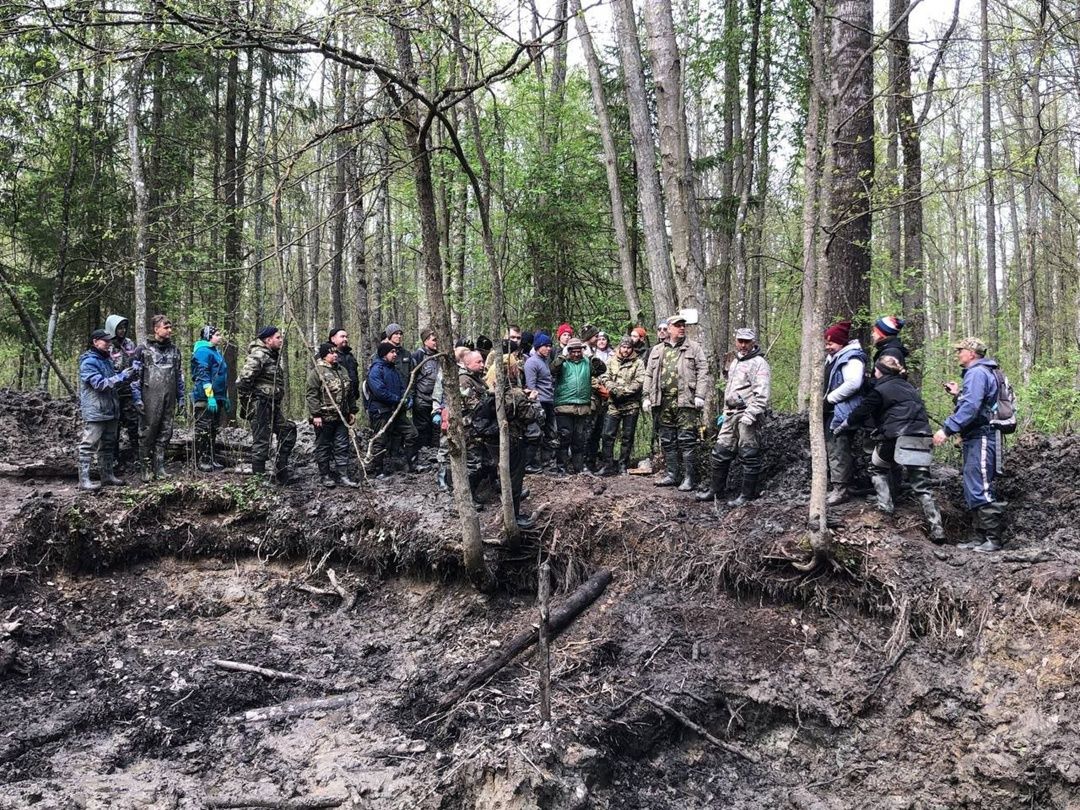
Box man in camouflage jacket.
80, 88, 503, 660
597, 336, 645, 475
237, 325, 296, 481
306, 341, 358, 488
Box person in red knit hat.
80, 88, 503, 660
822, 321, 867, 505
556, 323, 574, 352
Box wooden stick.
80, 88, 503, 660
435, 567, 612, 713
204, 795, 347, 809
212, 659, 313, 683
538, 560, 552, 723
637, 692, 759, 763
224, 693, 358, 724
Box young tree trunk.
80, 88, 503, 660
823, 0, 873, 327
40, 68, 85, 390
571, 0, 642, 323
391, 24, 487, 586
128, 57, 150, 341
980, 0, 998, 349
250, 0, 273, 328
611, 0, 676, 319
222, 18, 242, 393
330, 56, 348, 331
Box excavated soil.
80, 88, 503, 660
1, 393, 1079, 809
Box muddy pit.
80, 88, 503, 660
1, 397, 1079, 809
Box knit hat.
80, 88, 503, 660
874, 316, 905, 336
556, 323, 574, 340
734, 328, 756, 341
519, 331, 534, 351
317, 341, 337, 359
565, 338, 586, 352
632, 326, 648, 339
476, 334, 493, 352
377, 342, 399, 359
257, 325, 279, 340
384, 322, 403, 338
824, 321, 851, 344
952, 336, 987, 355
200, 325, 219, 342
533, 333, 552, 349
618, 335, 634, 348
579, 323, 599, 341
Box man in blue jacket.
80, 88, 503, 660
933, 337, 1007, 553
78, 329, 140, 491
366, 342, 419, 477
191, 325, 229, 472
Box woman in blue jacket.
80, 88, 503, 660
190, 325, 230, 471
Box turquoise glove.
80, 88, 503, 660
203, 384, 218, 414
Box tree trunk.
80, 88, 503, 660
611, 0, 676, 319
128, 57, 150, 341
330, 56, 348, 331
824, 0, 873, 328
222, 14, 242, 397
571, 0, 642, 323
980, 0, 998, 349
391, 24, 487, 587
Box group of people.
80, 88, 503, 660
75, 310, 1010, 552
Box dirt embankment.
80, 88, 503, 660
1, 394, 1079, 809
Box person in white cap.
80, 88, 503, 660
698, 328, 771, 506
643, 313, 711, 491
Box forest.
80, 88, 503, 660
3, 0, 1080, 808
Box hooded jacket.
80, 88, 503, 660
366, 357, 405, 417
944, 358, 1000, 438
79, 347, 133, 422
411, 346, 440, 408
600, 352, 645, 411
191, 339, 229, 402
237, 338, 285, 401
845, 372, 931, 438
105, 314, 138, 396
306, 358, 356, 421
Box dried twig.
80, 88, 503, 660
627, 689, 759, 763
212, 659, 315, 684
204, 795, 348, 809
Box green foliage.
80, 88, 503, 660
1017, 361, 1080, 434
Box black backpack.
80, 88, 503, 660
988, 368, 1017, 434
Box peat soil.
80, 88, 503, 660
1, 395, 1079, 809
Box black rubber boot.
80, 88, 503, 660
728, 471, 760, 508
78, 460, 101, 492
696, 458, 731, 502
654, 444, 680, 487
318, 463, 337, 488
336, 467, 360, 488
871, 472, 894, 514
515, 511, 537, 530
677, 448, 697, 492
437, 464, 451, 492
153, 448, 167, 479
826, 485, 850, 506
921, 495, 945, 543
100, 459, 125, 486
972, 502, 1006, 553
250, 460, 267, 476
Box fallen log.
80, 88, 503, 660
435, 567, 613, 713
204, 795, 347, 809
225, 693, 359, 725
212, 659, 315, 684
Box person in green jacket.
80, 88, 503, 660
551, 338, 594, 475
306, 342, 359, 488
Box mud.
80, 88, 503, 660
1, 397, 1079, 809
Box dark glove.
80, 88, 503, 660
832, 420, 849, 436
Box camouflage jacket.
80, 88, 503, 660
237, 338, 285, 401
601, 354, 645, 414
306, 359, 356, 421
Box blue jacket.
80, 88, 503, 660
190, 340, 229, 402
524, 351, 554, 403
79, 348, 131, 422
366, 358, 405, 416
944, 358, 999, 438
824, 343, 867, 431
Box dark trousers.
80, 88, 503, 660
140, 396, 176, 466
961, 429, 997, 510
540, 401, 558, 463
193, 401, 221, 462
601, 409, 639, 466
314, 420, 351, 472
585, 402, 607, 465
556, 412, 592, 471
79, 419, 118, 466
370, 410, 418, 471
110, 396, 140, 467
251, 397, 297, 470
413, 402, 437, 450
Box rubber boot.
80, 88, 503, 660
100, 459, 125, 486
697, 458, 731, 502
677, 448, 698, 492
318, 463, 337, 488
336, 467, 360, 488
524, 444, 542, 475
250, 460, 267, 477
728, 471, 760, 508
140, 457, 153, 484
826, 485, 850, 506
655, 446, 680, 487
153, 448, 167, 479
196, 436, 213, 472
920, 495, 946, 543
871, 473, 894, 514
972, 502, 1006, 553
78, 460, 101, 492
437, 464, 451, 492
571, 452, 587, 476
515, 510, 537, 530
